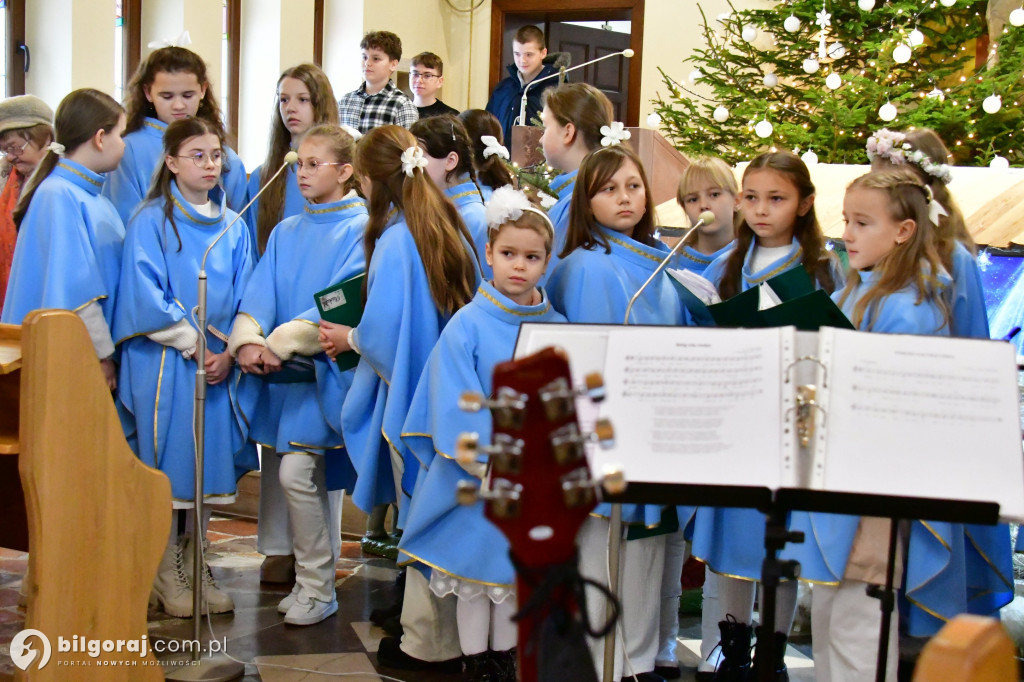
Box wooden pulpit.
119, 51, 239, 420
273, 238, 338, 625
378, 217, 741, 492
13, 310, 170, 680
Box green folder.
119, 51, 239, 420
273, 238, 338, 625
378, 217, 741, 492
757, 289, 855, 331
314, 272, 366, 372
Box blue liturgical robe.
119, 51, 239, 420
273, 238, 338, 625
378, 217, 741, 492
113, 181, 255, 503
102, 117, 247, 226
950, 242, 990, 339
445, 179, 490, 280
397, 281, 566, 586
671, 241, 734, 276
543, 169, 577, 284
237, 196, 368, 491
2, 159, 124, 331
548, 225, 687, 527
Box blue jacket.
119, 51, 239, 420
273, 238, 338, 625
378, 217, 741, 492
486, 57, 567, 145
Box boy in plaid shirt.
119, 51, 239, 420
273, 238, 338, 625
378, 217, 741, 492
338, 31, 418, 134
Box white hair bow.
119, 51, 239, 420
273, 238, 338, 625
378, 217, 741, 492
600, 121, 631, 147
485, 185, 555, 236
926, 190, 949, 226
480, 135, 509, 161
47, 142, 65, 156
340, 124, 363, 141
400, 145, 428, 178
147, 30, 192, 49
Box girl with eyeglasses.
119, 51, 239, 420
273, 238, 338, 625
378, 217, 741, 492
113, 117, 256, 620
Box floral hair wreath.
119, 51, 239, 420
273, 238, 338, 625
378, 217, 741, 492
484, 185, 555, 237
865, 129, 954, 185
400, 145, 428, 178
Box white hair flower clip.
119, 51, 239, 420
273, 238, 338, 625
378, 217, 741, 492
922, 184, 949, 226
340, 124, 363, 141
600, 121, 632, 147
47, 141, 65, 156
485, 185, 555, 236
400, 145, 428, 178
480, 135, 510, 160
147, 30, 192, 49
537, 191, 558, 209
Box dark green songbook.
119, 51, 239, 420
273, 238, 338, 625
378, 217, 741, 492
314, 272, 366, 372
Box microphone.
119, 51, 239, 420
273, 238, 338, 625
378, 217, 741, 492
623, 210, 715, 325
518, 48, 635, 127
187, 148, 298, 629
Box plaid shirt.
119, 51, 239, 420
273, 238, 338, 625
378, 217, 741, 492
337, 81, 419, 134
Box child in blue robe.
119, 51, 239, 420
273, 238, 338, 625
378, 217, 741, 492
547, 144, 685, 681
399, 187, 564, 680
2, 89, 126, 393
245, 64, 339, 257
694, 151, 843, 680
113, 118, 254, 619
866, 128, 1012, 640
538, 83, 613, 280
103, 47, 246, 225
785, 170, 950, 681
458, 109, 516, 202
228, 125, 366, 627
318, 125, 480, 666
411, 115, 490, 278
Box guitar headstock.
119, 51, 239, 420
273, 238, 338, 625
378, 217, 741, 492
457, 347, 620, 570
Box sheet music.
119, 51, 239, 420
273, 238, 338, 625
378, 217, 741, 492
815, 327, 1024, 520
597, 326, 790, 489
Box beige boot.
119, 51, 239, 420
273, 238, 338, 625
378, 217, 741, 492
151, 541, 193, 618
182, 535, 234, 614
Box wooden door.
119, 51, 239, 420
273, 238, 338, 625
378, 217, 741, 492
545, 22, 631, 121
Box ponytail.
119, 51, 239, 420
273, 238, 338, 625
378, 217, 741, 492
458, 109, 514, 191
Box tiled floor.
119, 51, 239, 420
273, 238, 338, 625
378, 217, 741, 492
0, 516, 862, 681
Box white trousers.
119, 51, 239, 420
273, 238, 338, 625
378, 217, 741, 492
456, 594, 518, 655
260, 446, 343, 561
279, 453, 335, 602
400, 567, 462, 662
656, 527, 689, 667
697, 569, 724, 673
811, 580, 897, 682
578, 517, 666, 680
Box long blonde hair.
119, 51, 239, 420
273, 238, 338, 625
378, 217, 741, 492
837, 169, 949, 331
355, 125, 477, 315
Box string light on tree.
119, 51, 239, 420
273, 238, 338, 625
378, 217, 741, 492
983, 94, 1002, 113
879, 101, 898, 121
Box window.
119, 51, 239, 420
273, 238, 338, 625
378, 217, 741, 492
114, 0, 140, 103
223, 0, 240, 139
4, 0, 25, 97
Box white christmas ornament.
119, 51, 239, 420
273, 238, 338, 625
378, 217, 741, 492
689, 68, 703, 84
1011, 8, 1024, 27
742, 25, 758, 42
927, 87, 945, 101
990, 155, 1010, 170
825, 73, 842, 90
908, 29, 925, 47
646, 112, 662, 128
827, 42, 846, 59
879, 102, 897, 122
892, 44, 912, 64
713, 106, 730, 123
857, 0, 875, 10
784, 15, 801, 32
801, 150, 819, 166
763, 72, 779, 88
755, 120, 774, 138
940, 0, 956, 6
983, 94, 1002, 114
803, 57, 820, 73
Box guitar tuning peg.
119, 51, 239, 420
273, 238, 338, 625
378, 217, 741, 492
592, 418, 615, 448
456, 432, 480, 465
601, 465, 627, 495
461, 478, 522, 518
456, 479, 480, 506
456, 432, 525, 473
584, 372, 606, 402
560, 468, 597, 508
549, 418, 616, 464
458, 387, 528, 430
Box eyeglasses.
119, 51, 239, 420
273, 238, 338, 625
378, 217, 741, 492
409, 71, 439, 82
296, 160, 345, 174
177, 150, 223, 167
0, 138, 31, 157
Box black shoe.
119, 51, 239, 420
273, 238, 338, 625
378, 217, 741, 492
463, 651, 498, 681
694, 672, 715, 682
749, 627, 789, 682
489, 648, 517, 682
376, 636, 462, 673
380, 613, 403, 637
369, 600, 402, 626
714, 616, 753, 682
654, 664, 682, 679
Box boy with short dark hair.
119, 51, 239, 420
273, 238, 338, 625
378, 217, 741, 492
410, 52, 459, 119
485, 24, 564, 144
338, 30, 419, 133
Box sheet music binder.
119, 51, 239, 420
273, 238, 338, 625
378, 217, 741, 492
513, 323, 1024, 522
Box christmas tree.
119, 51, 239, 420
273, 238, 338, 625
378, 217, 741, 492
651, 0, 1024, 166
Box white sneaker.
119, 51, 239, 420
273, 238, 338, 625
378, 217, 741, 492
284, 592, 338, 626
277, 583, 302, 614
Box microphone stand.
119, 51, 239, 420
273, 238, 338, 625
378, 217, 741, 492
167, 154, 296, 682
602, 212, 712, 682
518, 48, 634, 126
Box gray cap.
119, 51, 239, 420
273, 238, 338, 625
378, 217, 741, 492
0, 95, 54, 135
